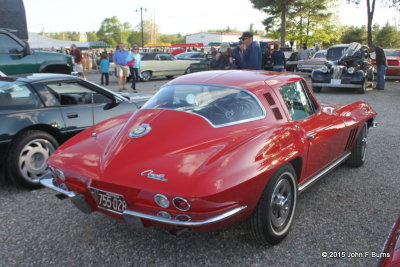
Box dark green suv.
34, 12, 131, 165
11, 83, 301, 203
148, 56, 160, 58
0, 29, 74, 75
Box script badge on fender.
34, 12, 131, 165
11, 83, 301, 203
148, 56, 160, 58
141, 170, 168, 182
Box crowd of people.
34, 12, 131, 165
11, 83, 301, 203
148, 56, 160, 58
65, 31, 389, 91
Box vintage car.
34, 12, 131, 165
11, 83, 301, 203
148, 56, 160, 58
371, 49, 400, 77
140, 52, 200, 81
175, 52, 206, 61
41, 70, 376, 245
0, 74, 150, 189
297, 50, 327, 72
379, 216, 400, 267
311, 43, 374, 94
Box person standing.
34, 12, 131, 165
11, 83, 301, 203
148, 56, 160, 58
100, 54, 110, 86
113, 43, 130, 92
369, 44, 387, 90
127, 46, 141, 92
240, 32, 262, 70
271, 43, 286, 72
299, 44, 309, 60
232, 40, 246, 69
70, 44, 84, 78
215, 43, 233, 70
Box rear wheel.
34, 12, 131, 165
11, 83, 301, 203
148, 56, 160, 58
247, 164, 297, 245
141, 71, 152, 81
7, 130, 58, 189
346, 122, 368, 167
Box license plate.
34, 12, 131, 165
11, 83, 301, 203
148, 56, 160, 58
91, 188, 127, 214
331, 79, 341, 85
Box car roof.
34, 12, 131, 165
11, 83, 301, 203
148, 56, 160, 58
0, 73, 77, 84
167, 70, 303, 94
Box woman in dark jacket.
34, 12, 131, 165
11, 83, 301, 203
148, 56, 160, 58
215, 43, 233, 70
271, 44, 286, 72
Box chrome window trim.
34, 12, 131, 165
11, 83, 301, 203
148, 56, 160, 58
143, 83, 267, 128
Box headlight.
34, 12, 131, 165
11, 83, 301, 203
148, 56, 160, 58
321, 66, 328, 73
347, 67, 355, 74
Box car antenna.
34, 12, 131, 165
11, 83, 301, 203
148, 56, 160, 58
91, 93, 97, 137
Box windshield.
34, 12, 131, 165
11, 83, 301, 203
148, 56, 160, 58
142, 84, 265, 127
342, 42, 362, 58
327, 46, 348, 61
313, 51, 326, 59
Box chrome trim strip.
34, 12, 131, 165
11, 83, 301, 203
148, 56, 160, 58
298, 152, 351, 192
311, 83, 363, 88
40, 177, 76, 198
123, 205, 247, 227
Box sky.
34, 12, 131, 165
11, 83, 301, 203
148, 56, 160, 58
23, 0, 399, 34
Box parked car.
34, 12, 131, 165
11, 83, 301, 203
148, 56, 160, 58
311, 43, 374, 93
371, 49, 400, 77
140, 52, 200, 81
41, 70, 376, 245
0, 28, 74, 75
175, 52, 206, 61
297, 50, 327, 72
379, 216, 400, 267
0, 73, 150, 189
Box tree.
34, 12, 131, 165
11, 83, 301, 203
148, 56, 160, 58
374, 23, 400, 47
347, 0, 400, 46
86, 31, 97, 42
341, 26, 368, 43
250, 0, 299, 46
97, 16, 124, 48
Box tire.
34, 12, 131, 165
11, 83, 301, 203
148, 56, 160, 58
166, 75, 174, 79
359, 81, 366, 94
7, 130, 58, 189
184, 68, 190, 74
346, 122, 368, 168
312, 86, 322, 93
367, 69, 374, 81
141, 71, 152, 81
247, 164, 297, 245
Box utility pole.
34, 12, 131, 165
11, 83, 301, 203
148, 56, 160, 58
136, 7, 147, 48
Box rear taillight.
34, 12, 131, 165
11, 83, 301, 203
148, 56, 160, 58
388, 60, 399, 66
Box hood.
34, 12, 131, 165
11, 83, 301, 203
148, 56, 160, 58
50, 109, 267, 194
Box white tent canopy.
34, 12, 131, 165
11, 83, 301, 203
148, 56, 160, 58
28, 33, 109, 49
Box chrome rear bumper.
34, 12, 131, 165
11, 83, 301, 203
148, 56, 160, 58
41, 177, 247, 228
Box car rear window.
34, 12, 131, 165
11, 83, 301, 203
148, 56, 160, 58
0, 81, 41, 109
143, 84, 265, 127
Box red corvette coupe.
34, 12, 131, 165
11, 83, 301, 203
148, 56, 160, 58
41, 70, 377, 245
379, 216, 400, 267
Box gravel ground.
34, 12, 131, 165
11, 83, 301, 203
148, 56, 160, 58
0, 73, 399, 267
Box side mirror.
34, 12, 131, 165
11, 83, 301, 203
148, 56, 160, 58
23, 41, 31, 56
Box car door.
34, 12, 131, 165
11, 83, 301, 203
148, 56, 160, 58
277, 81, 347, 180
43, 80, 138, 137
159, 53, 188, 75
0, 32, 37, 75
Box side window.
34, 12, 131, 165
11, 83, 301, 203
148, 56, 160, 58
279, 81, 316, 121
0, 83, 41, 109
46, 82, 112, 106
0, 33, 24, 54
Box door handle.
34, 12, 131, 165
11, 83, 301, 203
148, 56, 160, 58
67, 113, 78, 118
307, 134, 315, 140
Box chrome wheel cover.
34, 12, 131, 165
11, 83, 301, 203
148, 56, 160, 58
269, 172, 296, 235
18, 138, 55, 182
142, 72, 151, 81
